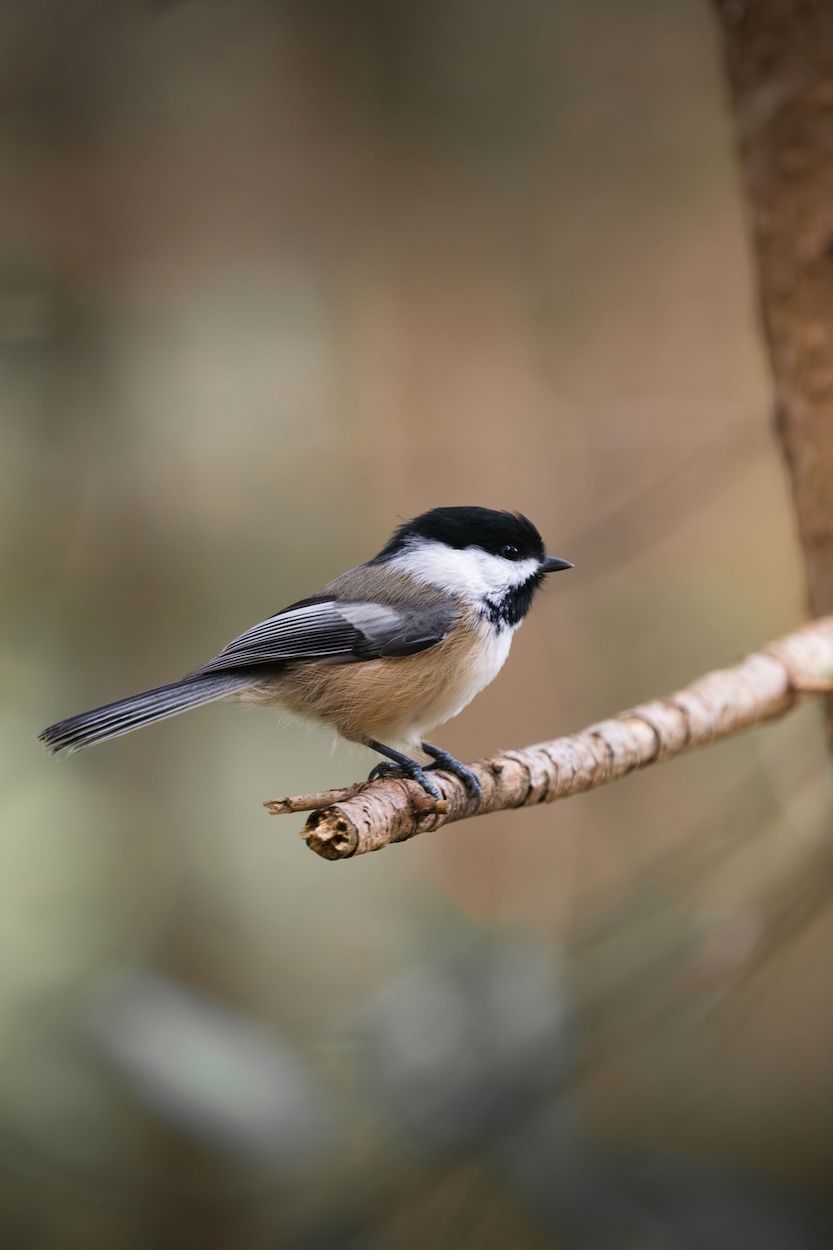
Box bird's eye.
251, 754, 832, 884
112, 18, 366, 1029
500, 544, 520, 560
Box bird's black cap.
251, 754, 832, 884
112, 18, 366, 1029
373, 506, 547, 563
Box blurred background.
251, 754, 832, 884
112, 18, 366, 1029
3, 1, 833, 1246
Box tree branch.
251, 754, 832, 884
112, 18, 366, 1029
265, 617, 833, 861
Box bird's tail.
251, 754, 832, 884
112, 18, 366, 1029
39, 673, 248, 756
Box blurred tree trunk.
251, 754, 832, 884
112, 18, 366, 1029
713, 3, 833, 636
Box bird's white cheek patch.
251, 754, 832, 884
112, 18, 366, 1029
391, 542, 540, 601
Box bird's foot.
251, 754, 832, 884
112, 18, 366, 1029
366, 751, 443, 802
421, 742, 482, 804
367, 760, 406, 784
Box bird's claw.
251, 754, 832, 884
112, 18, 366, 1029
367, 761, 403, 784
367, 760, 443, 802
421, 744, 483, 805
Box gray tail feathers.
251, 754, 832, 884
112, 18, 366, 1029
39, 673, 249, 756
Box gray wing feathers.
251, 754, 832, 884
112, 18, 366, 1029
195, 603, 360, 672
191, 600, 453, 675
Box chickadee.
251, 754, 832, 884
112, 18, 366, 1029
39, 507, 572, 803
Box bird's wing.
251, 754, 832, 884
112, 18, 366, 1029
189, 598, 454, 676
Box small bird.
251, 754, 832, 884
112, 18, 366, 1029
39, 507, 572, 803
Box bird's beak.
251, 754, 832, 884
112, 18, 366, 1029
541, 555, 573, 573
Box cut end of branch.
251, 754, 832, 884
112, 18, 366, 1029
304, 807, 361, 859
